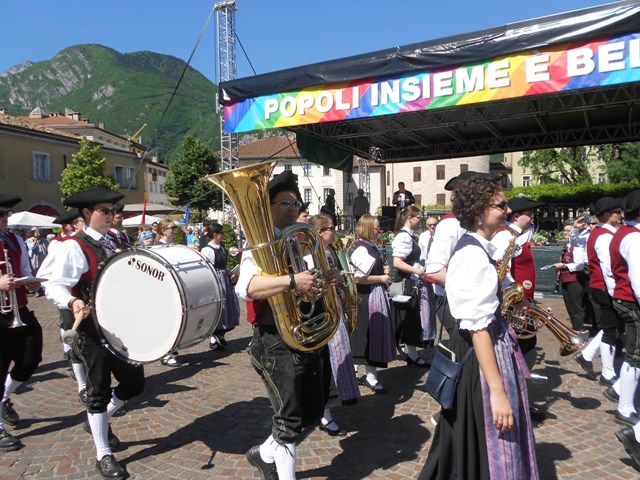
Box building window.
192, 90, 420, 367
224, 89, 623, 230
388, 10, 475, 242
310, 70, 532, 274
149, 180, 153, 192
303, 163, 312, 177
114, 165, 137, 188
304, 188, 312, 204
32, 152, 50, 181
598, 172, 607, 183
436, 193, 446, 205
323, 166, 331, 176
347, 193, 354, 206
522, 175, 532, 186
283, 164, 292, 171
413, 166, 421, 182
386, 171, 390, 186
436, 165, 445, 180
415, 194, 422, 205
460, 164, 468, 173
323, 188, 332, 203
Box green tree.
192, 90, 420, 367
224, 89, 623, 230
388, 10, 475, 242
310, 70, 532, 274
597, 143, 640, 183
59, 137, 120, 202
164, 136, 219, 221
519, 146, 594, 184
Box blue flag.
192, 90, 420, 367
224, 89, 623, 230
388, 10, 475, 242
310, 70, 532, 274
183, 203, 190, 224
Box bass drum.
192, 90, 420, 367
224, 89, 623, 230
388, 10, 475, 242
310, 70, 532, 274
92, 244, 223, 364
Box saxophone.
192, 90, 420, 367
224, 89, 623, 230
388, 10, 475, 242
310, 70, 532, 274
331, 236, 359, 332
498, 228, 589, 356
205, 162, 340, 352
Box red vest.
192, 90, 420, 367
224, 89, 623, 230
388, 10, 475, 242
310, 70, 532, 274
587, 226, 613, 290
559, 245, 579, 283
64, 235, 102, 300
442, 212, 456, 220
0, 233, 28, 307
511, 240, 536, 300
610, 225, 638, 303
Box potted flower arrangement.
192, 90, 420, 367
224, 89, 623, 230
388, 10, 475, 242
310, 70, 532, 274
377, 230, 396, 245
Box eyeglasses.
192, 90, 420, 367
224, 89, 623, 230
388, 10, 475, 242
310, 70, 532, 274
489, 201, 508, 212
163, 226, 178, 231
0, 211, 12, 218
271, 200, 303, 210
321, 226, 336, 232
590, 221, 598, 225
426, 223, 437, 227
94, 207, 116, 216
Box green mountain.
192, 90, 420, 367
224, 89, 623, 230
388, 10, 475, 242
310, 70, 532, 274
0, 44, 220, 161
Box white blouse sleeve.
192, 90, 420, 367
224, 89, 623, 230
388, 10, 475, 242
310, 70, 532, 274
446, 243, 499, 332
391, 231, 413, 258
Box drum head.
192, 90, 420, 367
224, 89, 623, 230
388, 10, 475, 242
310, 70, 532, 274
93, 248, 186, 363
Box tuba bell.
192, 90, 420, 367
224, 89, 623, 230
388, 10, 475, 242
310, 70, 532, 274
205, 162, 340, 352
331, 236, 359, 333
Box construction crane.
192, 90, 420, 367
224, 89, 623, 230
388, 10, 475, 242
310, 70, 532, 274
128, 123, 148, 144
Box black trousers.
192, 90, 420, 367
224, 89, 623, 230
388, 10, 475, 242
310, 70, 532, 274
590, 287, 623, 346
561, 280, 587, 330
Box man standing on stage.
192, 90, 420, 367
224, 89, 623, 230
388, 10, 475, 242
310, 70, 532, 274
392, 182, 415, 214
39, 187, 145, 479
236, 170, 332, 480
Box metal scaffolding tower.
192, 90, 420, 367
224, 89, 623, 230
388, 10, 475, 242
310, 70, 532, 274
214, 0, 238, 224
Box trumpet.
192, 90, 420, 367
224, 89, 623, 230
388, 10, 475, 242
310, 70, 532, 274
1, 246, 27, 328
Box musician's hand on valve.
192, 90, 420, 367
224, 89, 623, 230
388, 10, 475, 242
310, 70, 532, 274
0, 274, 15, 291
323, 269, 340, 287
293, 271, 317, 296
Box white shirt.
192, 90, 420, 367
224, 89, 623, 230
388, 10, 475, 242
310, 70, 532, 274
618, 221, 640, 304
418, 231, 434, 264
37, 226, 104, 310
594, 223, 617, 296
490, 223, 528, 289
1, 232, 31, 278
447, 232, 500, 332
425, 216, 466, 296
391, 227, 422, 281
570, 227, 590, 265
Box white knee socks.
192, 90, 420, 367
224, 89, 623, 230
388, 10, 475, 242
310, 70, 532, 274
618, 362, 640, 417
581, 330, 603, 361
600, 342, 617, 380
2, 376, 22, 402
106, 392, 125, 418
273, 441, 297, 480
87, 412, 111, 460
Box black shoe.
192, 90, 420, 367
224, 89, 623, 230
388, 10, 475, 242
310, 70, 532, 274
319, 420, 347, 437
245, 445, 278, 480
574, 353, 596, 379
79, 388, 89, 405
95, 454, 126, 479
1, 399, 19, 427
614, 410, 640, 427
615, 427, 640, 469
599, 375, 617, 387
216, 334, 228, 346
0, 429, 22, 452
430, 412, 441, 426
209, 340, 225, 351
529, 406, 547, 421
362, 377, 387, 394
160, 355, 182, 367
405, 355, 429, 368
603, 386, 620, 403
83, 420, 121, 450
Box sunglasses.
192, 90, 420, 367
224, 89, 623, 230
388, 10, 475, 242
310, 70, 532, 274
94, 207, 116, 216
489, 201, 508, 212
163, 226, 178, 231
426, 223, 437, 227
0, 211, 12, 218
271, 200, 303, 210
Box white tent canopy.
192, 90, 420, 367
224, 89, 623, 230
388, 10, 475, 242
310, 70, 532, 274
8, 212, 61, 229
123, 203, 183, 213
122, 214, 163, 227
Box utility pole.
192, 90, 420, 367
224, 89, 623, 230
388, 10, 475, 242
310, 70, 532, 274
214, 0, 238, 225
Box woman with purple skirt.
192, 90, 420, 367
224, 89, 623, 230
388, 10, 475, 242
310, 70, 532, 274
349, 215, 395, 393
420, 178, 538, 480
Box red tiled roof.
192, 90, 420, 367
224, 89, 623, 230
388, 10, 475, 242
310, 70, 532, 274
0, 114, 79, 140
239, 136, 300, 159
23, 116, 90, 126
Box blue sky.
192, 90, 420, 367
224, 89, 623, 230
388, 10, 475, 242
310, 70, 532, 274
1, 0, 611, 83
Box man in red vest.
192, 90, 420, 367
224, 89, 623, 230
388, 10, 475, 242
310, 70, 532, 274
610, 190, 640, 466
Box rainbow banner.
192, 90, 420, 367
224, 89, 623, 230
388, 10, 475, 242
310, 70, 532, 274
224, 32, 640, 134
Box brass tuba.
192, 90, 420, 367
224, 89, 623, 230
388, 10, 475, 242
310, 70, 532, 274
331, 236, 359, 332
496, 228, 589, 356
205, 162, 340, 352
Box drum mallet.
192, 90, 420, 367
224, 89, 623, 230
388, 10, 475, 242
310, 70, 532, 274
62, 308, 87, 345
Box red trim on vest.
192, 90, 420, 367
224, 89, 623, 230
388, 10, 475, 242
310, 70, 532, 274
511, 241, 536, 299
559, 245, 579, 283
246, 300, 266, 325
587, 227, 613, 290
65, 236, 100, 299
611, 225, 637, 302
0, 234, 28, 307
442, 212, 456, 220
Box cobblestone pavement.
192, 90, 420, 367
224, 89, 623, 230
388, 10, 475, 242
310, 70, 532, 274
1, 295, 639, 479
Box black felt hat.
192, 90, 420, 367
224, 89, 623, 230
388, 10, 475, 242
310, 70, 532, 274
114, 204, 125, 214
591, 196, 622, 215
0, 194, 22, 208
63, 187, 125, 209
622, 190, 640, 213
268, 170, 301, 201
444, 171, 505, 191
508, 196, 546, 213
299, 201, 310, 212
54, 210, 81, 225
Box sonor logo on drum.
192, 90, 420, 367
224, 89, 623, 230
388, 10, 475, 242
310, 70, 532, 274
127, 257, 166, 281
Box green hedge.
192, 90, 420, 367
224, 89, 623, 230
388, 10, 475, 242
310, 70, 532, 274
507, 181, 639, 205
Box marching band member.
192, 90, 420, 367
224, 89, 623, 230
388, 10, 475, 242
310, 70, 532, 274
391, 206, 430, 366
236, 171, 334, 480
553, 223, 587, 331
38, 187, 145, 479
0, 194, 43, 452
610, 190, 640, 436
421, 177, 538, 480
350, 214, 395, 393
579, 197, 623, 386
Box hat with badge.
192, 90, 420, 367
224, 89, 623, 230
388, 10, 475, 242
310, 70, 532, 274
590, 196, 622, 215
622, 190, 640, 214
63, 187, 125, 209
0, 194, 22, 209
507, 196, 546, 214
54, 210, 81, 226
268, 170, 301, 201
444, 171, 507, 191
